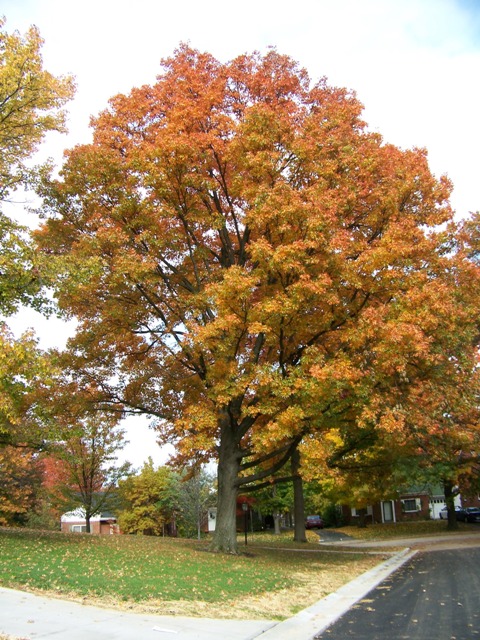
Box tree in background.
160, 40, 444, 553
50, 412, 130, 532
25, 454, 71, 530
0, 445, 43, 525
176, 467, 216, 539
35, 45, 480, 553
401, 357, 480, 531
251, 481, 293, 535
118, 459, 177, 536
301, 320, 480, 530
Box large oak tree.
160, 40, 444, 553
35, 46, 478, 552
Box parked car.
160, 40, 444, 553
305, 515, 324, 529
465, 507, 480, 523
439, 507, 467, 521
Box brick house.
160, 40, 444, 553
343, 485, 480, 525
60, 508, 120, 534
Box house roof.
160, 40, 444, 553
61, 509, 117, 522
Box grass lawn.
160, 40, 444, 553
2, 521, 473, 620
0, 527, 381, 620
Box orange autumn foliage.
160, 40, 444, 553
35, 46, 480, 552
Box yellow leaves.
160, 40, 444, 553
252, 405, 306, 449
0, 18, 75, 198
0, 325, 54, 444
309, 358, 362, 385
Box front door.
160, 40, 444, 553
382, 500, 395, 523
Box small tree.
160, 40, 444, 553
51, 413, 130, 532
176, 467, 216, 539
118, 459, 177, 535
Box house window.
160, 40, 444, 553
402, 498, 419, 512
351, 506, 373, 517
71, 525, 87, 533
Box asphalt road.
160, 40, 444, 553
316, 547, 480, 640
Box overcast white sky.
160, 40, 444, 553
3, 0, 480, 468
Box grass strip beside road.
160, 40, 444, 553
0, 528, 380, 620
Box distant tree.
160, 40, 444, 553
402, 361, 480, 531
118, 459, 177, 535
25, 455, 69, 529
51, 413, 130, 532
176, 467, 216, 539
0, 445, 43, 525
252, 482, 292, 535
301, 351, 480, 529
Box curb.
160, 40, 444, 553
254, 547, 417, 640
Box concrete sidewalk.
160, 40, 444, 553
0, 549, 415, 640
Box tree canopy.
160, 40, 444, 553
118, 459, 177, 536
0, 18, 74, 453
0, 324, 54, 449
35, 45, 480, 552
0, 17, 74, 200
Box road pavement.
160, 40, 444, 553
315, 547, 480, 639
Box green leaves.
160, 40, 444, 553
0, 213, 50, 316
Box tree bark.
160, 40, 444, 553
291, 447, 307, 543
273, 512, 282, 535
209, 415, 241, 553
357, 507, 367, 528
443, 478, 459, 531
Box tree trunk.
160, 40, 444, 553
85, 513, 91, 533
443, 478, 458, 531
291, 447, 307, 543
357, 507, 367, 528
210, 417, 240, 553
273, 512, 282, 534
197, 512, 202, 540
271, 485, 281, 535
